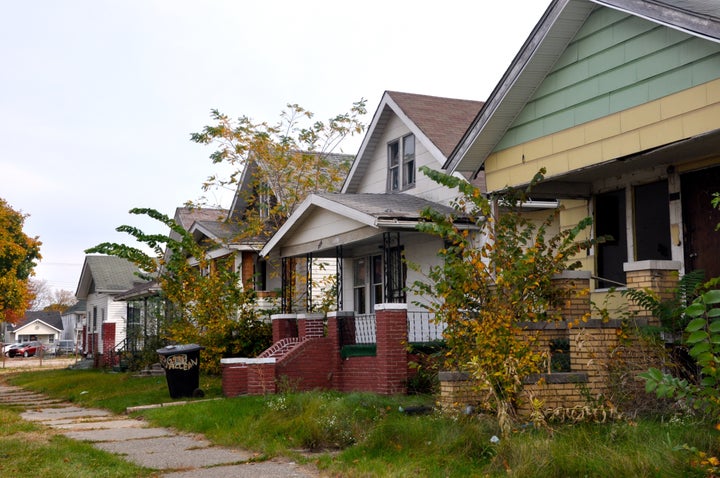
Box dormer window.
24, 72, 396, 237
387, 134, 415, 192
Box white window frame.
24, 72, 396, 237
387, 134, 415, 192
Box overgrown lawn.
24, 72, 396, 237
4, 369, 720, 477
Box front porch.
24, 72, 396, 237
221, 304, 444, 396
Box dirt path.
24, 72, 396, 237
0, 356, 79, 371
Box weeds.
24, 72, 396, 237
5, 369, 720, 477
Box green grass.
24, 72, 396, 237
0, 407, 153, 477
4, 369, 720, 477
7, 368, 222, 413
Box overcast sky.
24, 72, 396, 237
1, 0, 550, 294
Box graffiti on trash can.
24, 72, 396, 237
159, 354, 198, 371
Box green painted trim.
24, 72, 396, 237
341, 344, 376, 358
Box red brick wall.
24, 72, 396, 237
276, 337, 334, 390
101, 322, 117, 367
272, 315, 298, 342
247, 363, 277, 395
341, 356, 380, 392
375, 306, 408, 395
222, 307, 412, 396
222, 365, 247, 397
298, 314, 324, 338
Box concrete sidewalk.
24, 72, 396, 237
0, 384, 320, 477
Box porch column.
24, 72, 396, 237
297, 312, 324, 339
327, 310, 354, 390
375, 303, 408, 395
271, 314, 298, 343
550, 270, 591, 322
624, 260, 681, 327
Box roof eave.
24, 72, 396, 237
260, 194, 378, 257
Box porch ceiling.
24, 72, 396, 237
509, 128, 720, 199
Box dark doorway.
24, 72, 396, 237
634, 180, 671, 261
596, 189, 628, 288
681, 165, 720, 279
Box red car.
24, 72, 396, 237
12, 341, 45, 358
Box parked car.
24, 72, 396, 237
13, 341, 45, 358
3, 343, 24, 357
56, 340, 76, 355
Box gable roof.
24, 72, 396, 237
75, 255, 146, 298
445, 0, 720, 175
343, 91, 483, 193
8, 310, 63, 333
171, 207, 227, 241
114, 279, 162, 301
259, 192, 470, 258
62, 300, 86, 317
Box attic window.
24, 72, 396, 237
387, 134, 415, 192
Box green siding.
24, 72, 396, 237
495, 7, 720, 151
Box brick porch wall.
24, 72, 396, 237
624, 260, 681, 327
440, 266, 675, 416
100, 322, 117, 367
221, 306, 412, 396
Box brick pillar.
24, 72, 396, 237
221, 358, 248, 397
375, 304, 408, 395
551, 270, 591, 322
327, 311, 354, 389
102, 322, 116, 367
624, 260, 681, 327
246, 359, 277, 395
298, 313, 325, 339
271, 314, 298, 342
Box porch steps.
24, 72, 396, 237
258, 337, 305, 359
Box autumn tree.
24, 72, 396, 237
0, 198, 42, 324
89, 101, 366, 372
411, 168, 594, 435
29, 279, 77, 312
87, 208, 271, 374
190, 101, 366, 239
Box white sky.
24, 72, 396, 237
0, 0, 550, 294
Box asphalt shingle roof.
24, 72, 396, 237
8, 310, 63, 332
316, 192, 459, 220
387, 91, 484, 158
84, 256, 144, 292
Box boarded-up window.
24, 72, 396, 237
634, 180, 671, 261
596, 189, 627, 288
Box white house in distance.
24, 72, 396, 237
5, 310, 63, 348
75, 255, 147, 366
60, 299, 86, 348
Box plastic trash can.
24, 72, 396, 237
156, 344, 205, 398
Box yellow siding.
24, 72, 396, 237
683, 103, 720, 137
660, 85, 709, 119
599, 130, 641, 161
567, 142, 603, 170
584, 114, 621, 144
639, 116, 684, 151
559, 199, 593, 271
620, 101, 661, 133
485, 78, 720, 192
